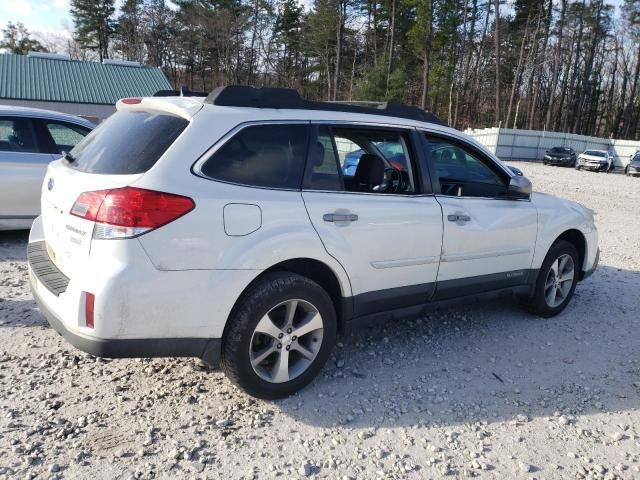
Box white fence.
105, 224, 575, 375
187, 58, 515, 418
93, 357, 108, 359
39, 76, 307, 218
465, 127, 640, 168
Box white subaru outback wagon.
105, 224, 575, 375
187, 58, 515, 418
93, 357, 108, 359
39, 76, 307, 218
28, 86, 599, 399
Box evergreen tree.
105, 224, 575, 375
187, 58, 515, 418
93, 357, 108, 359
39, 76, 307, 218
70, 0, 116, 61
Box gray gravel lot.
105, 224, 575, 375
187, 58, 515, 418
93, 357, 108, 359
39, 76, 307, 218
1, 162, 639, 480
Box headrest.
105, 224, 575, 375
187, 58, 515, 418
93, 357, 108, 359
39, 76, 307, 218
355, 153, 384, 187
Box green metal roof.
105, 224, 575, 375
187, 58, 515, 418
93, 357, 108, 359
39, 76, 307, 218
0, 53, 172, 105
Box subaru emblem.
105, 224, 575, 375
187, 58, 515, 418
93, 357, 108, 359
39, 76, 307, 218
47, 178, 54, 191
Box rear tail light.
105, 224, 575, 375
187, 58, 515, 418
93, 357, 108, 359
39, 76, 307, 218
85, 292, 95, 328
70, 187, 195, 239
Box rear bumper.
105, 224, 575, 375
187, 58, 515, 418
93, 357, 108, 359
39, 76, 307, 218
30, 280, 221, 365
26, 215, 260, 367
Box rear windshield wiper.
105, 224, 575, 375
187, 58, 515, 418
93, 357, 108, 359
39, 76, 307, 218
62, 151, 77, 163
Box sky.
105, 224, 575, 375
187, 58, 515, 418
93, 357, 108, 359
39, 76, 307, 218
0, 0, 628, 54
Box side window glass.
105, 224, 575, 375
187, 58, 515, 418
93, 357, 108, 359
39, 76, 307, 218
44, 122, 90, 153
303, 126, 342, 190
201, 124, 309, 189
0, 117, 39, 153
426, 135, 507, 198
333, 127, 415, 194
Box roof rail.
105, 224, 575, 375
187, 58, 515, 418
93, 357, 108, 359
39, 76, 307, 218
153, 85, 208, 97
204, 86, 445, 125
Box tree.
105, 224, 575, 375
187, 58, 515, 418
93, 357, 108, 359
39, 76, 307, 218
63, 0, 638, 140
0, 22, 48, 55
114, 0, 144, 62
494, 0, 501, 126
70, 0, 116, 62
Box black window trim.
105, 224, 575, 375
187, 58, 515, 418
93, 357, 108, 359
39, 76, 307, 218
420, 130, 523, 201
191, 120, 311, 192
301, 121, 433, 196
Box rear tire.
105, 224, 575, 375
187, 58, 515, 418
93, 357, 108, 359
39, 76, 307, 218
524, 240, 579, 318
221, 272, 337, 399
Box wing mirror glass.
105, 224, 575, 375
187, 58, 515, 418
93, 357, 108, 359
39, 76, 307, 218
507, 175, 532, 200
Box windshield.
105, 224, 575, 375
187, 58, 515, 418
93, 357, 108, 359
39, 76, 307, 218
584, 150, 606, 157
550, 147, 571, 154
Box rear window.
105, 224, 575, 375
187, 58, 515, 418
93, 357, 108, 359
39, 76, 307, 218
67, 110, 188, 174
200, 124, 309, 189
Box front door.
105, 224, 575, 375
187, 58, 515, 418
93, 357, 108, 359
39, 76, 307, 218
422, 133, 538, 300
302, 124, 443, 316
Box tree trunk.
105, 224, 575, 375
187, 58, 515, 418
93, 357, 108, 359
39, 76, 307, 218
333, 1, 344, 101
386, 0, 396, 96
494, 0, 501, 127
420, 0, 433, 110
505, 15, 530, 128
545, 0, 566, 129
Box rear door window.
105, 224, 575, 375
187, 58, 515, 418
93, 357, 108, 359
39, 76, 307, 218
200, 123, 309, 189
67, 110, 188, 174
0, 117, 40, 153
42, 121, 91, 153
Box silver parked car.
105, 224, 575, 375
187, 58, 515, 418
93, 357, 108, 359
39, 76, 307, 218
0, 106, 94, 230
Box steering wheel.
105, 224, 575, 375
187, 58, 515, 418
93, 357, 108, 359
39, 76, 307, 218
381, 167, 404, 193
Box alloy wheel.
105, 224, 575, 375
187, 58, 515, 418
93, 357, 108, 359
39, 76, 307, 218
249, 299, 324, 383
544, 253, 575, 308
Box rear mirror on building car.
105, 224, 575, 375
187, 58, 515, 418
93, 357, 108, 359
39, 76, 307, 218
507, 175, 532, 200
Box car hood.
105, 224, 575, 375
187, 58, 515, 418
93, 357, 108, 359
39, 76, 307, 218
580, 154, 609, 162
547, 152, 572, 157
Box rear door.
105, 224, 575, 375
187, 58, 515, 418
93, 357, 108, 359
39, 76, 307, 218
302, 124, 443, 316
0, 116, 55, 221
421, 133, 537, 300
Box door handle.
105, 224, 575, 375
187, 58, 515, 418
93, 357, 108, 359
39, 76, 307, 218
447, 214, 471, 223
323, 213, 359, 223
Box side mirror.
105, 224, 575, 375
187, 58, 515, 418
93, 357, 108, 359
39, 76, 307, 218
507, 175, 532, 200
507, 165, 524, 176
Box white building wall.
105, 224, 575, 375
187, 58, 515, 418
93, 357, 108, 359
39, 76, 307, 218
465, 127, 640, 168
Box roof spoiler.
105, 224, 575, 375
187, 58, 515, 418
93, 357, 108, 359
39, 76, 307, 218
204, 85, 445, 125
153, 85, 208, 97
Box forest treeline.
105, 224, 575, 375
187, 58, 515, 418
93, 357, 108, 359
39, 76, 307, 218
2, 0, 640, 140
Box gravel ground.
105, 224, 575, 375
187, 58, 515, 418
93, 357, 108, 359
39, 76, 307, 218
1, 162, 639, 480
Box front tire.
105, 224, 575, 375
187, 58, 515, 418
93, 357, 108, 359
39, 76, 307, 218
524, 240, 579, 318
221, 272, 337, 399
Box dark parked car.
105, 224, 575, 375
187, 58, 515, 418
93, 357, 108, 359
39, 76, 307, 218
543, 146, 577, 167
625, 153, 640, 176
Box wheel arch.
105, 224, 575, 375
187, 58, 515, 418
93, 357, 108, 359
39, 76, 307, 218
225, 258, 350, 335
554, 229, 586, 273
